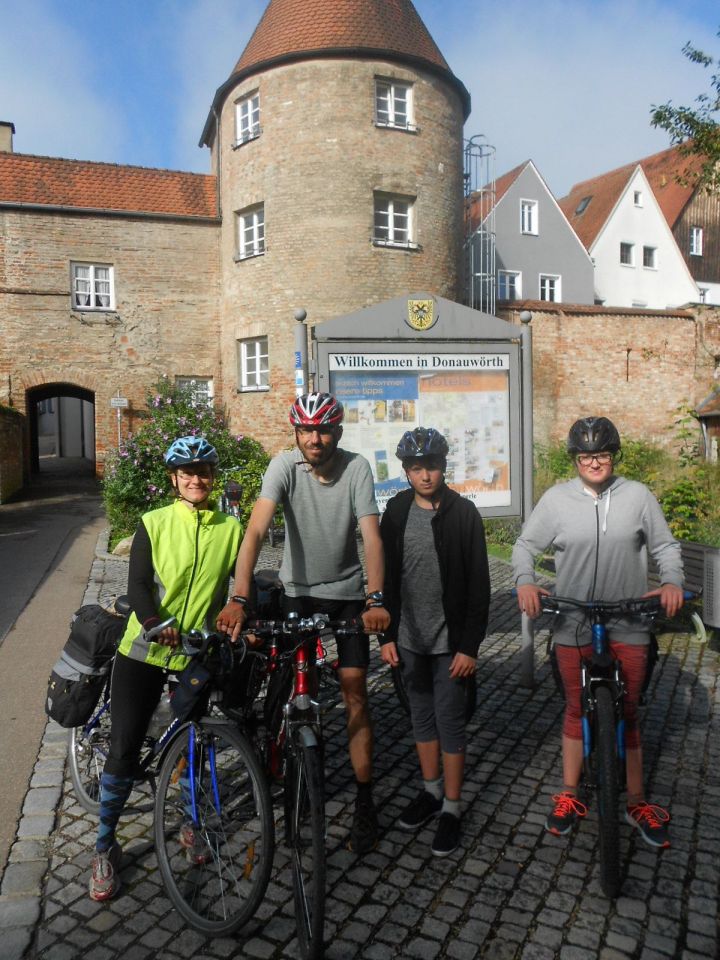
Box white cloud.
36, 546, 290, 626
419, 0, 719, 196
0, 0, 128, 161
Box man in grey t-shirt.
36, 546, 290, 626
217, 393, 390, 854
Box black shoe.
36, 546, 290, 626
431, 812, 461, 857
348, 798, 379, 854
545, 792, 587, 836
398, 790, 443, 831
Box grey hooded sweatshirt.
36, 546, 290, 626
512, 475, 683, 645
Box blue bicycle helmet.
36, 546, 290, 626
164, 436, 219, 469
395, 427, 449, 461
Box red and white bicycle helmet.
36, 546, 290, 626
289, 393, 344, 427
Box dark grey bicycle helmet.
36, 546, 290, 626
396, 427, 449, 461
567, 417, 621, 455
164, 436, 219, 468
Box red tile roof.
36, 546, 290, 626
233, 0, 450, 76
559, 143, 704, 250
467, 161, 528, 231
0, 153, 218, 218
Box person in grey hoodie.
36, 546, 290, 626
512, 416, 684, 848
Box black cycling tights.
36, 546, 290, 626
104, 652, 166, 778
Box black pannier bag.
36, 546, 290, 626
45, 604, 126, 728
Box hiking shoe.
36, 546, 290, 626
625, 802, 670, 848
398, 790, 443, 831
89, 842, 122, 901
179, 821, 212, 864
545, 792, 587, 835
431, 812, 461, 857
347, 798, 379, 854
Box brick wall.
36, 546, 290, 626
0, 406, 24, 502
0, 210, 221, 469
500, 302, 720, 448
214, 57, 466, 453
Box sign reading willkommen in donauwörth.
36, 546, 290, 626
329, 353, 511, 511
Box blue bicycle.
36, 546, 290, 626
539, 591, 694, 898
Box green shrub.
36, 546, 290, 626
102, 378, 270, 544
483, 517, 522, 547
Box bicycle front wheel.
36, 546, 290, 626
593, 685, 621, 898
288, 732, 326, 960
154, 720, 274, 936
69, 702, 112, 815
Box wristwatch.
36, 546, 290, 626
365, 591, 385, 607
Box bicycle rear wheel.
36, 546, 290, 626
154, 720, 274, 936
593, 685, 621, 898
288, 732, 326, 960
69, 701, 112, 815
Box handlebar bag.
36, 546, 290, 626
45, 604, 126, 728
171, 659, 212, 721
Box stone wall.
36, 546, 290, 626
499, 302, 720, 448
0, 210, 221, 469
0, 406, 24, 502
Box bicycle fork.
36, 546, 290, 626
581, 660, 626, 785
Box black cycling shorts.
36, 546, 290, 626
281, 595, 368, 669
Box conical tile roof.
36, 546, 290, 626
200, 0, 469, 144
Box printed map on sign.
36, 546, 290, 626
330, 355, 511, 510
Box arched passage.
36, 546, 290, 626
26, 383, 96, 474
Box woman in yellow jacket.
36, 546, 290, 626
89, 436, 242, 901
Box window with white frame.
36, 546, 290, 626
539, 274, 561, 302
633, 190, 643, 206
72, 263, 114, 310
520, 199, 538, 235
238, 336, 269, 391
175, 377, 214, 407
690, 226, 703, 256
373, 194, 415, 247
235, 92, 260, 145
236, 204, 265, 260
642, 246, 657, 269
375, 79, 414, 130
498, 270, 522, 301
620, 242, 634, 266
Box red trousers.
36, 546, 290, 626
555, 642, 648, 748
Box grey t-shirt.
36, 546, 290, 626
259, 448, 379, 599
398, 501, 449, 655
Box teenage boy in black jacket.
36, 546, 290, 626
379, 427, 490, 856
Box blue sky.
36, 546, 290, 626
0, 0, 718, 197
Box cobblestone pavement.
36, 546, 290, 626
3, 534, 719, 960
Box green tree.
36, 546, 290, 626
102, 377, 270, 545
650, 32, 720, 192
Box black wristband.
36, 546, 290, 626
230, 595, 249, 606
365, 601, 385, 609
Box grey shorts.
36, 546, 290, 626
399, 646, 469, 754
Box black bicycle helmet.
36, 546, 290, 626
567, 417, 621, 455
395, 427, 449, 461
164, 436, 219, 468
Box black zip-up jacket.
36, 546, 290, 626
380, 486, 491, 658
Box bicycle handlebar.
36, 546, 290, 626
144, 618, 248, 661
537, 590, 697, 619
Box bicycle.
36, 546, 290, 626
538, 590, 694, 898
69, 619, 275, 936
239, 613, 366, 960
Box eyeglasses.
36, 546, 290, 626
575, 453, 613, 467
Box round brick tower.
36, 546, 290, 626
200, 0, 471, 451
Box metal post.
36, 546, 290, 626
519, 311, 535, 687
294, 308, 308, 397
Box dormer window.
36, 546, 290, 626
375, 79, 415, 131
575, 196, 592, 215
235, 92, 260, 146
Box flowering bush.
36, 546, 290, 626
102, 378, 270, 544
